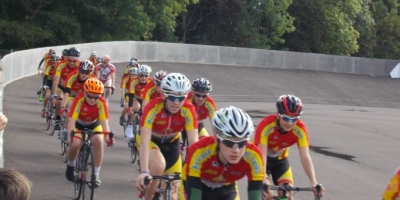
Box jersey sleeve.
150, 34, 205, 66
253, 117, 272, 145
205, 97, 217, 119
182, 102, 198, 131
97, 98, 109, 120
244, 144, 265, 181
382, 166, 400, 200
293, 122, 310, 148
68, 94, 84, 119
55, 62, 64, 77
140, 99, 159, 129
65, 73, 77, 89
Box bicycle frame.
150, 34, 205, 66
143, 173, 181, 200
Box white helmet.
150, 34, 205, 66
212, 106, 254, 138
161, 72, 191, 96
128, 67, 138, 75
138, 64, 152, 75
91, 51, 96, 56
153, 70, 167, 85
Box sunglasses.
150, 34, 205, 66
280, 114, 299, 123
139, 75, 149, 78
217, 135, 248, 148
167, 95, 186, 103
194, 93, 208, 98
86, 93, 101, 100
79, 70, 90, 75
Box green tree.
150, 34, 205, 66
352, 0, 376, 58
284, 0, 363, 55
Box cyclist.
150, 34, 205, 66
95, 55, 115, 103
140, 70, 167, 110
88, 51, 99, 68
182, 78, 216, 142
135, 72, 199, 200
40, 54, 60, 117
51, 47, 80, 130
182, 106, 264, 200
122, 59, 140, 79
382, 165, 400, 199
124, 64, 153, 140
59, 60, 97, 137
253, 94, 324, 200
65, 78, 114, 188
37, 48, 56, 98
119, 67, 139, 128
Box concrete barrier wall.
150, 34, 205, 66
0, 41, 398, 167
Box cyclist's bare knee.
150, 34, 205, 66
149, 149, 165, 176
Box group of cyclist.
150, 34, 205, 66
35, 47, 330, 200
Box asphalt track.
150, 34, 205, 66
3, 62, 400, 200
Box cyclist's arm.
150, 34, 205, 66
185, 176, 202, 200
37, 58, 44, 70
186, 129, 198, 146
111, 71, 115, 88
139, 126, 151, 172
298, 146, 318, 186
51, 75, 59, 96
61, 88, 70, 108
42, 75, 49, 88
248, 180, 263, 199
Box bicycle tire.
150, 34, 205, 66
82, 149, 95, 200
45, 102, 53, 131
130, 143, 138, 163
49, 104, 55, 135
74, 149, 85, 200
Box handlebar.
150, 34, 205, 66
143, 173, 181, 186
263, 183, 322, 198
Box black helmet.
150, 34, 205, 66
67, 47, 80, 57
192, 78, 212, 92
276, 94, 303, 116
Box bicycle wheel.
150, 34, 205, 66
130, 143, 138, 163
74, 149, 85, 200
82, 149, 95, 200
49, 104, 55, 135
45, 102, 53, 131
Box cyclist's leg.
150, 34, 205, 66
65, 122, 84, 181
103, 79, 112, 102
162, 137, 182, 200
125, 94, 136, 139
54, 86, 64, 129
91, 124, 105, 186
119, 94, 130, 126
267, 158, 294, 200
144, 141, 167, 199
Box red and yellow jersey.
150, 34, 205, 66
44, 61, 56, 79
183, 136, 264, 187
120, 75, 135, 94
140, 82, 162, 101
41, 53, 52, 69
186, 92, 217, 122
68, 93, 108, 123
140, 97, 198, 135
55, 60, 78, 86
128, 77, 154, 97
383, 166, 400, 200
88, 56, 99, 66
65, 71, 97, 97
253, 114, 309, 160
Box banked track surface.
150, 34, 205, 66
4, 62, 400, 200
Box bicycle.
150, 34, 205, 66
44, 94, 62, 135
263, 183, 323, 200
58, 113, 68, 163
71, 129, 114, 200
128, 110, 141, 164
140, 172, 181, 200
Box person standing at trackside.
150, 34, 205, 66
64, 78, 114, 188
135, 72, 199, 200
382, 165, 400, 199
253, 94, 324, 200
183, 78, 216, 140
0, 168, 32, 200
181, 106, 264, 200
95, 55, 115, 104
